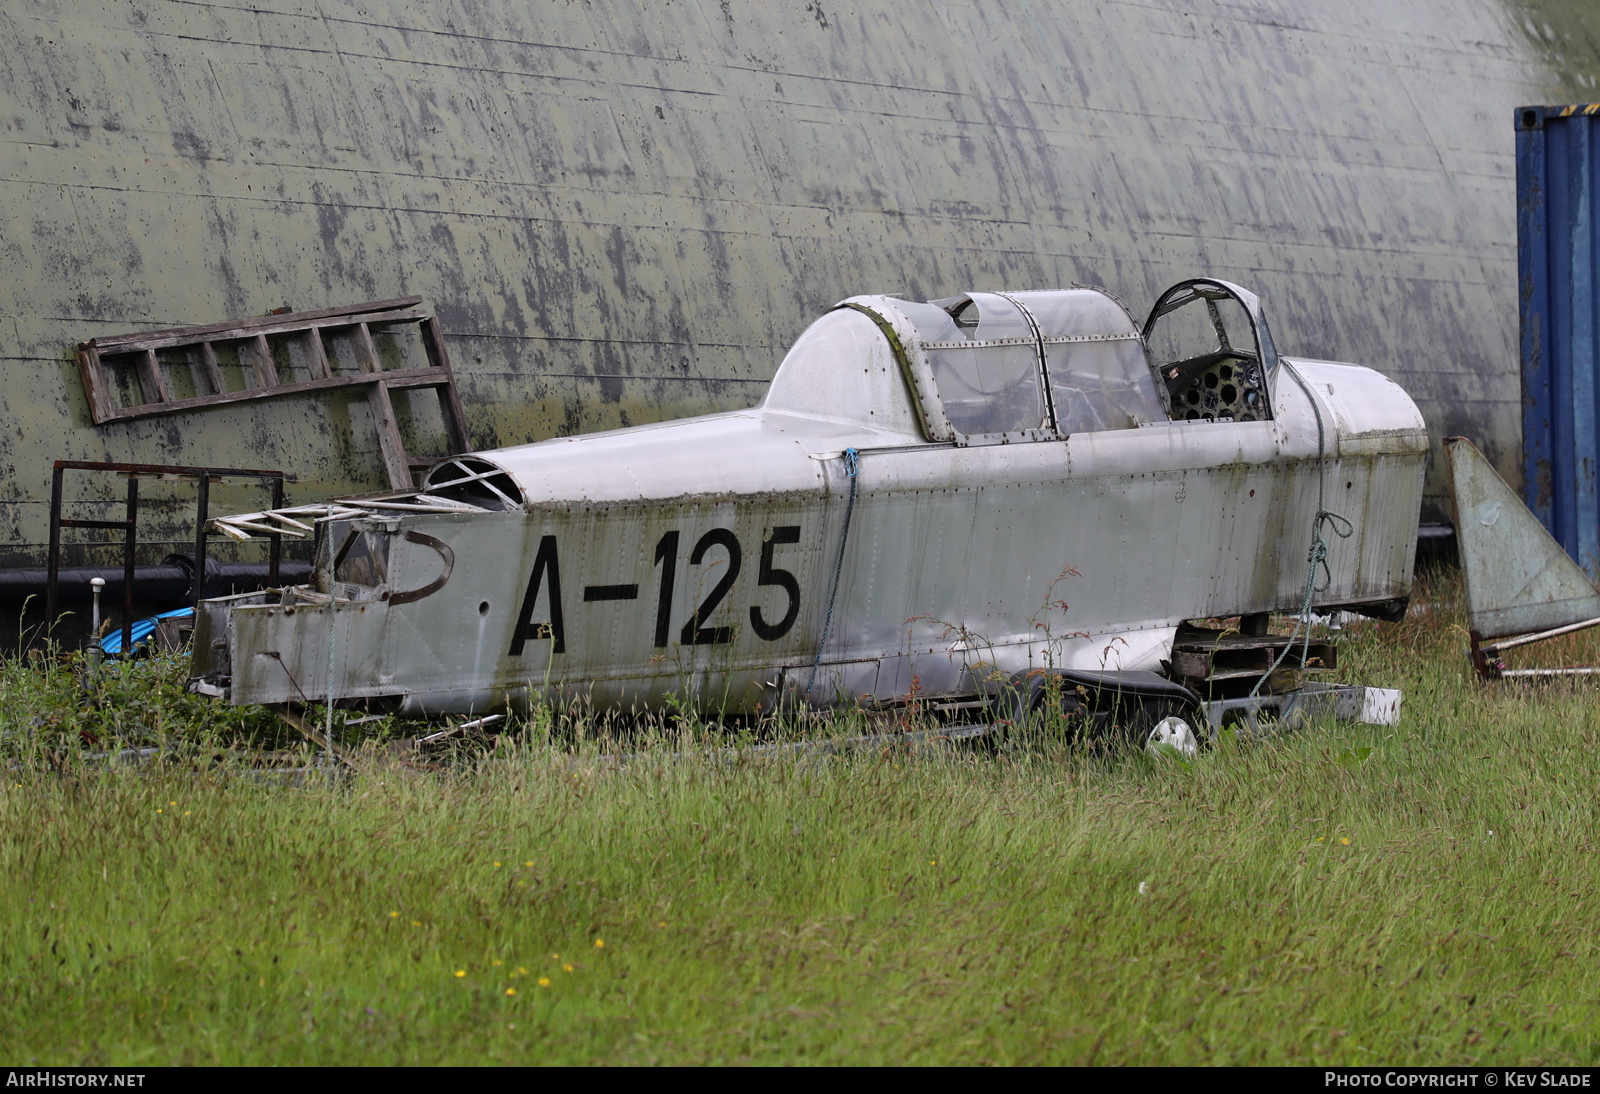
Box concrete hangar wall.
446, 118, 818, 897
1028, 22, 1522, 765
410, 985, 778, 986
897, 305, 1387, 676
2, 0, 1598, 563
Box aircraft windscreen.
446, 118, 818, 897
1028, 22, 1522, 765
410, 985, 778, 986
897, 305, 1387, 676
1147, 291, 1257, 366
1144, 283, 1272, 423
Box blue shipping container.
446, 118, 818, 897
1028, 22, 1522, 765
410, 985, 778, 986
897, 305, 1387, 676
1518, 102, 1600, 574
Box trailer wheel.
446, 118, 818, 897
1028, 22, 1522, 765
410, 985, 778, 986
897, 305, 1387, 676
1127, 698, 1201, 758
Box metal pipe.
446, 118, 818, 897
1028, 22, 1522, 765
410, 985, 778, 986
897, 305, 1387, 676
1478, 615, 1600, 656
1500, 667, 1600, 677
0, 559, 313, 605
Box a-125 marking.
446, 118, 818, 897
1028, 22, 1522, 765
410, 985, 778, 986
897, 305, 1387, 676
509, 526, 802, 657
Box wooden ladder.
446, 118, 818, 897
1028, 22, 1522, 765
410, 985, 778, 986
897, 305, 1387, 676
77, 297, 472, 490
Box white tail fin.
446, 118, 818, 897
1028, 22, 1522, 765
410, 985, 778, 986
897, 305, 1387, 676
1445, 436, 1600, 640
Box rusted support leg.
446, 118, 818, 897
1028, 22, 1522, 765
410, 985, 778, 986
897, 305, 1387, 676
122, 477, 137, 657
268, 476, 284, 586
45, 463, 64, 641
193, 473, 210, 612
1469, 633, 1503, 680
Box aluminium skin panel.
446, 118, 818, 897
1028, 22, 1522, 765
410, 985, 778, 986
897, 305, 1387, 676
224, 372, 1424, 715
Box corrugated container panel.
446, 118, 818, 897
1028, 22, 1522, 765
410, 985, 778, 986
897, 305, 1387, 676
1518, 102, 1600, 573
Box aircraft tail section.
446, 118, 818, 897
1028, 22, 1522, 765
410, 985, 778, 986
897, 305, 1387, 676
1445, 436, 1600, 640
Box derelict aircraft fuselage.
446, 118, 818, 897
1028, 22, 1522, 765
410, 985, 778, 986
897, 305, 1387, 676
191, 279, 1427, 716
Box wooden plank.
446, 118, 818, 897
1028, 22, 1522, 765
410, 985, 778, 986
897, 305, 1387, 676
421, 316, 472, 453
383, 374, 455, 391
303, 328, 331, 379
95, 366, 450, 421
352, 321, 379, 373
1171, 638, 1337, 680
250, 334, 279, 388
76, 345, 116, 424
1174, 630, 1296, 652
136, 348, 172, 405
367, 380, 414, 490
75, 297, 469, 510
88, 306, 430, 356
88, 296, 425, 350
198, 342, 226, 394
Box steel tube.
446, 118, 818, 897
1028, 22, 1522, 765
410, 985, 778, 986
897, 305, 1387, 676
122, 477, 137, 657
1479, 614, 1600, 655
0, 560, 312, 604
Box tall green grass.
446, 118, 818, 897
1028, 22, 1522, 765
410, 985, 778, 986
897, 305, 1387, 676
2, 566, 1598, 1065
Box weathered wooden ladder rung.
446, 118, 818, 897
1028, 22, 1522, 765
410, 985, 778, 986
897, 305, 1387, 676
77, 296, 472, 490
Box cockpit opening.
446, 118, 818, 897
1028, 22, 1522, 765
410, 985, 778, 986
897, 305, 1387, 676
1143, 280, 1276, 423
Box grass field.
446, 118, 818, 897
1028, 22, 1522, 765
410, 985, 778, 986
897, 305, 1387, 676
2, 565, 1599, 1065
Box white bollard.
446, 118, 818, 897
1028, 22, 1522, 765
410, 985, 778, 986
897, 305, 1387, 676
87, 577, 105, 693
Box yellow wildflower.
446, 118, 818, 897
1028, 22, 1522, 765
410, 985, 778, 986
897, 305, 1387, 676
505, 987, 516, 996
454, 970, 466, 978
538, 977, 550, 987
594, 939, 605, 949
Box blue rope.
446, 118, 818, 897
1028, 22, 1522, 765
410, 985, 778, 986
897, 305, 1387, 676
806, 447, 861, 700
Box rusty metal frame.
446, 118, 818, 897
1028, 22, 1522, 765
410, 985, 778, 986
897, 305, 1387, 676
46, 461, 286, 653
1468, 617, 1600, 680
76, 297, 472, 490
